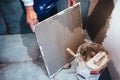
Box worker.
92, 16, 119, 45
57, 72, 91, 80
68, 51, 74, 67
22, 0, 76, 32
22, 0, 38, 32
0, 0, 32, 34
0, 0, 59, 34
22, 0, 59, 32
0, 0, 89, 34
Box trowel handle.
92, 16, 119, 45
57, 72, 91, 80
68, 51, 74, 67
66, 48, 76, 56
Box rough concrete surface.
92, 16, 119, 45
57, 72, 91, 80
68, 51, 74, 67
0, 33, 40, 63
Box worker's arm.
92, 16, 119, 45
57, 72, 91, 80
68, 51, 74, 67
67, 0, 76, 7
21, 0, 38, 32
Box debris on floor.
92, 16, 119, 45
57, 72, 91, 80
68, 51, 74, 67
66, 40, 111, 80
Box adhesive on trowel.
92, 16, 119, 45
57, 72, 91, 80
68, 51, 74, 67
66, 40, 110, 80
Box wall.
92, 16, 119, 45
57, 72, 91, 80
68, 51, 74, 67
87, 0, 120, 80
113, 0, 118, 4
88, 0, 99, 16
102, 1, 120, 80
86, 0, 114, 41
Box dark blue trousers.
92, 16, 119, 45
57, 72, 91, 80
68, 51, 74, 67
0, 0, 32, 35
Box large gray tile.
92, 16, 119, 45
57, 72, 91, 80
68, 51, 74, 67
35, 3, 84, 78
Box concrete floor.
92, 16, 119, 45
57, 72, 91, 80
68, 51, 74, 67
0, 57, 111, 80
0, 32, 111, 80
0, 59, 77, 80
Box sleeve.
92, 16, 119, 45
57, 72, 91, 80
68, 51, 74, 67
21, 0, 34, 6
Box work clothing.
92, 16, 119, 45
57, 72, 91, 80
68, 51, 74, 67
0, 0, 32, 34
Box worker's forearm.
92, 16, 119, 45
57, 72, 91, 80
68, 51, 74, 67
21, 0, 38, 32
25, 6, 34, 13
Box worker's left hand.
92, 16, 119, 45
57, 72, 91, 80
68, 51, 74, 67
67, 0, 76, 7
25, 6, 38, 32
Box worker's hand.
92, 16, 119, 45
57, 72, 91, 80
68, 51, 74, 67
67, 0, 76, 7
25, 6, 38, 32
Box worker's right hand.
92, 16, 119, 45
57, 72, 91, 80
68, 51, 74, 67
25, 6, 38, 32
67, 0, 76, 7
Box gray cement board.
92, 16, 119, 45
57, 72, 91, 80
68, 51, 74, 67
35, 3, 84, 78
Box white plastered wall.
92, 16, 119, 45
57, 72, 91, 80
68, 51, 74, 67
103, 1, 120, 80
